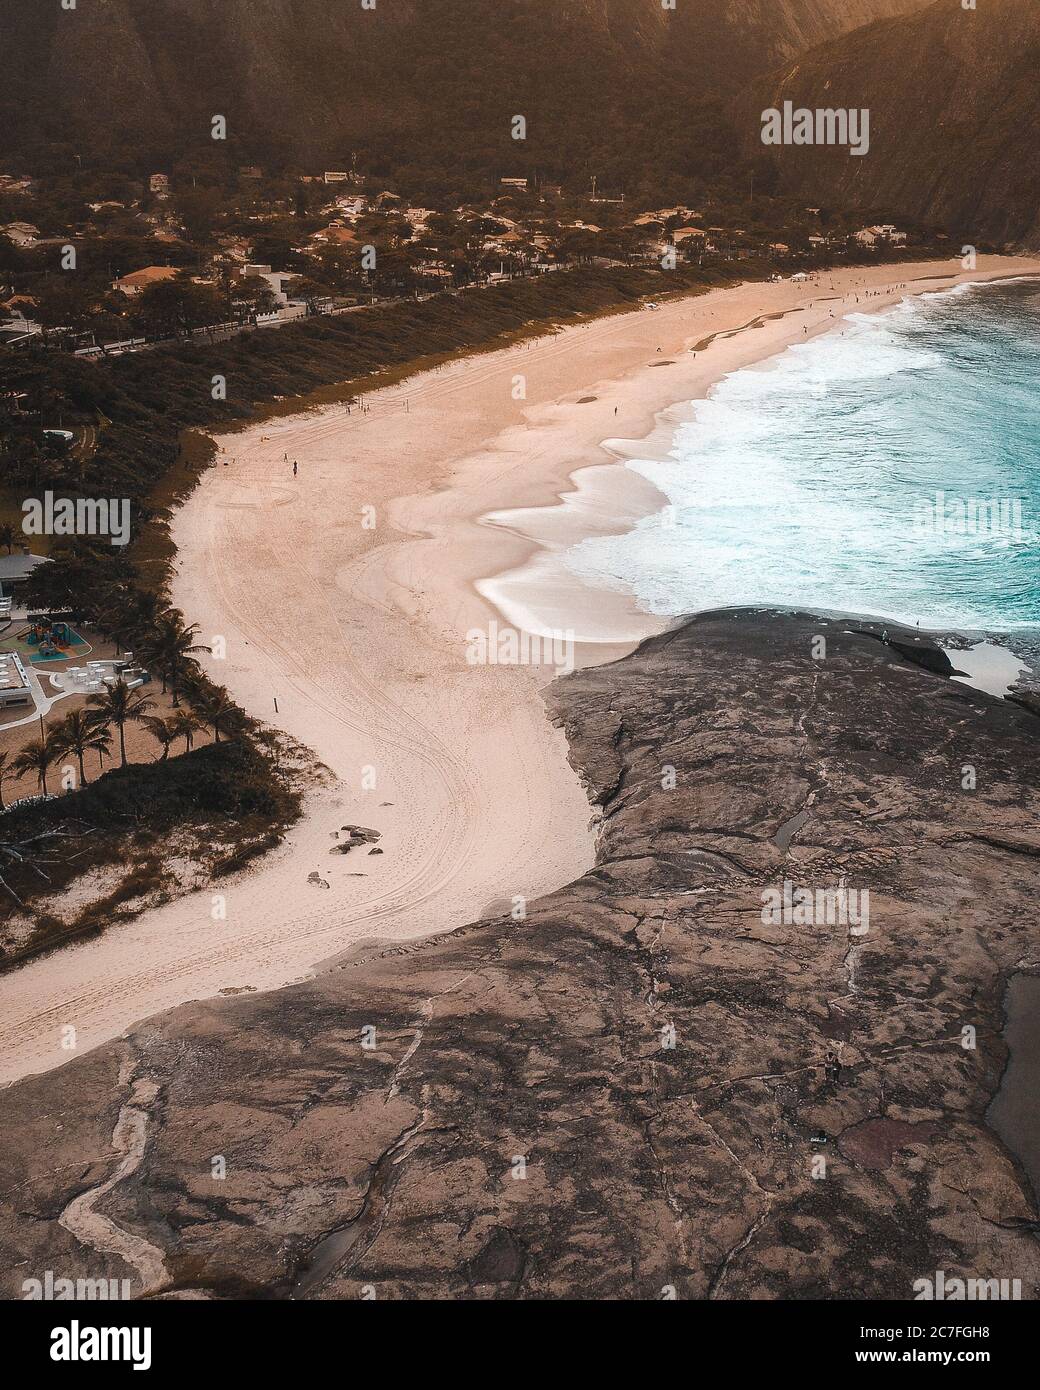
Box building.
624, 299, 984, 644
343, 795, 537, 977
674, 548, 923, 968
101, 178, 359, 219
500, 178, 529, 191
243, 264, 296, 307
3, 222, 40, 248
149, 173, 171, 197
112, 265, 179, 296
314, 224, 359, 247
0, 549, 51, 601
324, 171, 350, 184
1, 293, 38, 315
854, 224, 907, 247
0, 651, 32, 710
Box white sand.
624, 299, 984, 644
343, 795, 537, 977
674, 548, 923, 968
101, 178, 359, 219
2, 254, 1037, 1087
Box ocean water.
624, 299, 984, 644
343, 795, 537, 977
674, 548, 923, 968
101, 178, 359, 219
566, 278, 1040, 634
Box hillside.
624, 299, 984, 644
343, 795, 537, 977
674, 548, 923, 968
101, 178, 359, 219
2, 0, 929, 191
742, 0, 1040, 246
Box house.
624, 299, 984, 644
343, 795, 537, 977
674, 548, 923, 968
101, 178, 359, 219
243, 264, 296, 307
673, 227, 709, 244
1, 293, 38, 314
3, 222, 40, 248
500, 178, 529, 190
854, 224, 907, 247
315, 224, 359, 247
149, 173, 170, 197
112, 265, 179, 296
324, 171, 350, 184
0, 296, 43, 340
633, 206, 703, 227
0, 549, 51, 601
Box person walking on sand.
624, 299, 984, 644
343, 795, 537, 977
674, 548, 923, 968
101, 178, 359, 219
293, 461, 298, 477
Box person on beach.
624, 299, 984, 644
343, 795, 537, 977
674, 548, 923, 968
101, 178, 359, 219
293, 461, 298, 477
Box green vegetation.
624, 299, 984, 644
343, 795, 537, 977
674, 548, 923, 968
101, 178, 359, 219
0, 738, 301, 966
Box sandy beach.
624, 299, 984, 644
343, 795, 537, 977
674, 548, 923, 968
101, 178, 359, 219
2, 253, 1037, 1087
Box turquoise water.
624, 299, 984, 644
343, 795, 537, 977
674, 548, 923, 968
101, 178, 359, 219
567, 278, 1040, 633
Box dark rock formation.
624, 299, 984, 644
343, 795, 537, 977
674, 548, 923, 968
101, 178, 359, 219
1, 610, 1038, 1301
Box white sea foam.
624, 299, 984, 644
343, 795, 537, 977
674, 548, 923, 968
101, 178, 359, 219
562, 288, 1040, 632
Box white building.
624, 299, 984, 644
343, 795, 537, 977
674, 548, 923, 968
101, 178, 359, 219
0, 651, 32, 710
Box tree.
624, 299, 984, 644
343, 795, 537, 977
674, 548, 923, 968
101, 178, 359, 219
168, 710, 201, 754
0, 523, 14, 555
12, 732, 59, 797
0, 750, 11, 810
94, 585, 171, 657
139, 714, 178, 762
173, 187, 224, 243
52, 708, 112, 787
132, 278, 224, 338
140, 614, 208, 699
230, 278, 279, 322
184, 680, 243, 743
86, 679, 155, 767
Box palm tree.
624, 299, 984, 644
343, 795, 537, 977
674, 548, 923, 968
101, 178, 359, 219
140, 615, 208, 700
52, 708, 112, 787
92, 585, 171, 658
12, 732, 58, 797
184, 681, 243, 743
139, 714, 178, 762
0, 749, 11, 810
168, 710, 200, 754
87, 678, 155, 767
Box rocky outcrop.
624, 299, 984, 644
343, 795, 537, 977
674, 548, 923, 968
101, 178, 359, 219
0, 610, 1037, 1300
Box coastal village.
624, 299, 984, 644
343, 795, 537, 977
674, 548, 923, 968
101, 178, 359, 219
0, 162, 922, 355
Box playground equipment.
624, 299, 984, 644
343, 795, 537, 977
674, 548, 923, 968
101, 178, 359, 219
26, 619, 72, 652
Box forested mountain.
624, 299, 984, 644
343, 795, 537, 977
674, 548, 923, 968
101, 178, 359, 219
2, 0, 928, 197
742, 0, 1040, 246
5, 0, 1034, 244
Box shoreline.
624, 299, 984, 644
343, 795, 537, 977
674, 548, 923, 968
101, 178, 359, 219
477, 262, 1040, 645
1, 253, 1037, 1086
